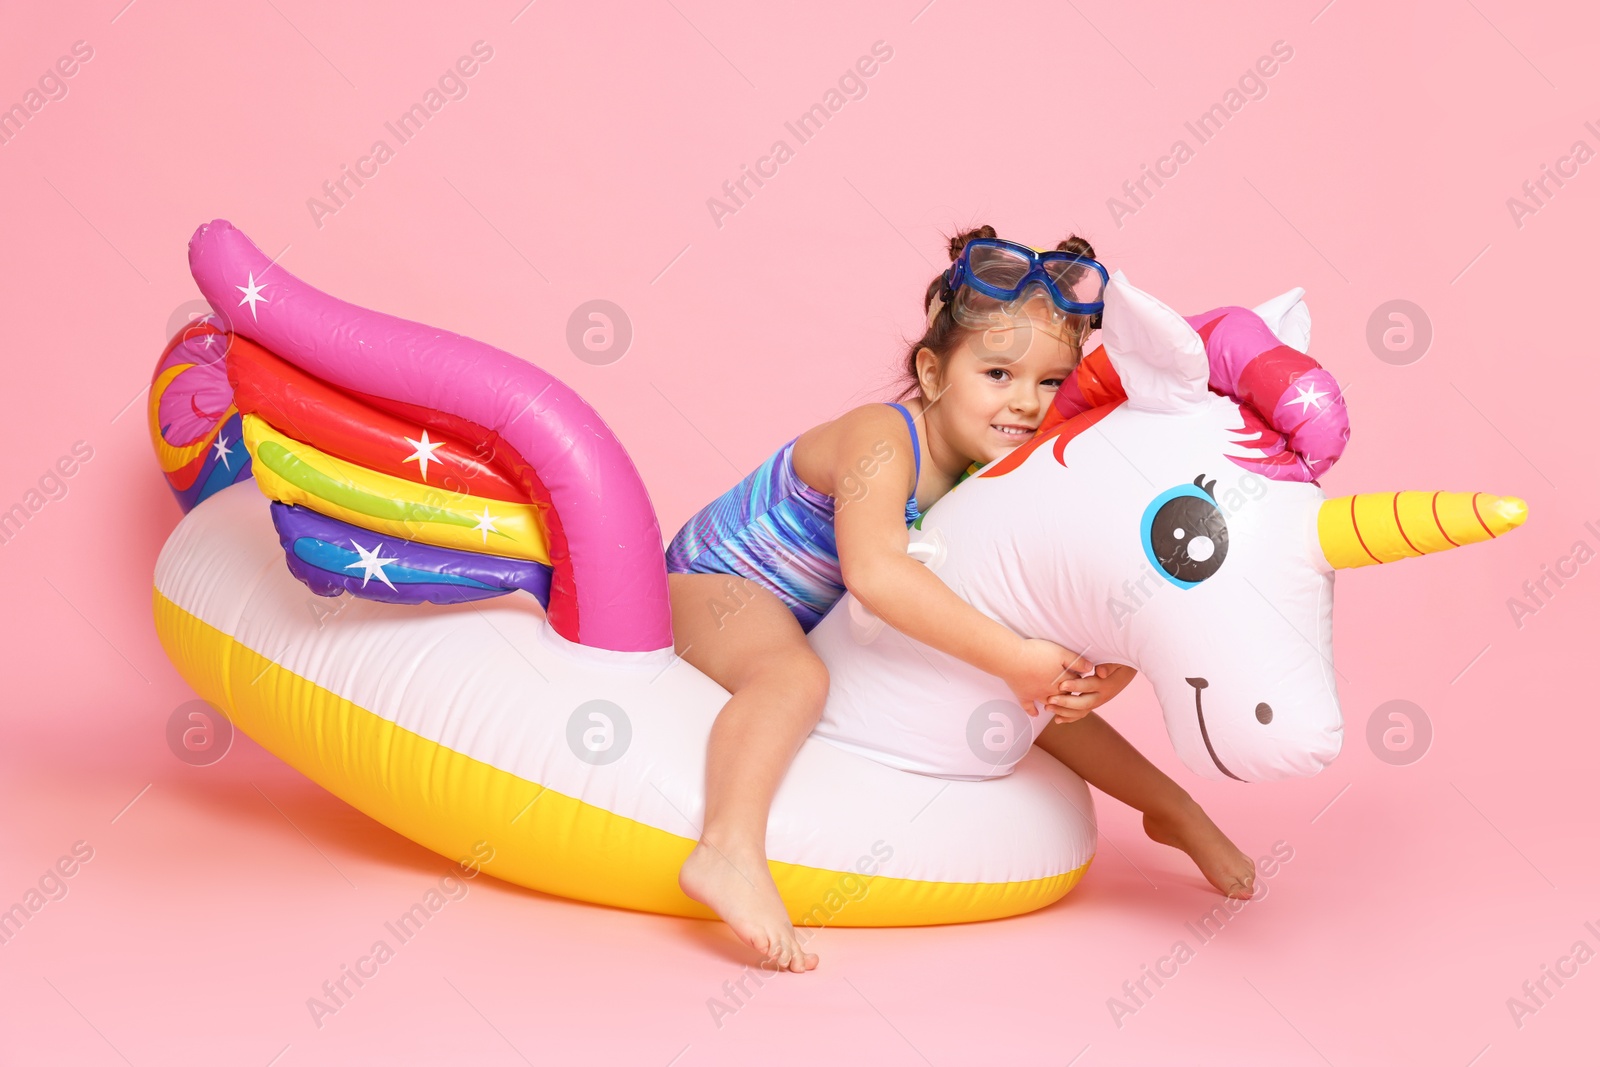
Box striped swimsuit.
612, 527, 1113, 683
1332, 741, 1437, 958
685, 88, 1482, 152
664, 403, 923, 633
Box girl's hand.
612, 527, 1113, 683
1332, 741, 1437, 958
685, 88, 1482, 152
1005, 639, 1093, 719
1046, 662, 1138, 724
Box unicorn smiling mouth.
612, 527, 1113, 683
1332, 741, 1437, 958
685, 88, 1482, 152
1185, 676, 1244, 782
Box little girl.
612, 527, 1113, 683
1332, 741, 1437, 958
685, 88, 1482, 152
664, 226, 1257, 973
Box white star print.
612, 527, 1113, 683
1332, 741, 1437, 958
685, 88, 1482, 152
402, 430, 446, 481
1288, 382, 1328, 414
472, 507, 499, 543
212, 433, 233, 470
236, 272, 269, 321
344, 540, 399, 590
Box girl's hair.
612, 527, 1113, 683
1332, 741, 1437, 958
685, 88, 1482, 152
894, 225, 1100, 402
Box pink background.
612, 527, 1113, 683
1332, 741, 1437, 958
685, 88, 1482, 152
3, 0, 1597, 1063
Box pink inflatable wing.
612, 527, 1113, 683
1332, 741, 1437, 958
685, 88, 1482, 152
1052, 304, 1350, 483
185, 220, 672, 655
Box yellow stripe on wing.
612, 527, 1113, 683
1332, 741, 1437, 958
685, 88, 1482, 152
241, 413, 551, 564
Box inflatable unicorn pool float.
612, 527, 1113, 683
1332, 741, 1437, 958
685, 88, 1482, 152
149, 221, 1527, 926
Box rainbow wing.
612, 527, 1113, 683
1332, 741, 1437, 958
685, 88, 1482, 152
227, 336, 557, 607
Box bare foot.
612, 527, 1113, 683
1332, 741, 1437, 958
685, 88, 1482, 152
1142, 799, 1257, 899
679, 839, 819, 973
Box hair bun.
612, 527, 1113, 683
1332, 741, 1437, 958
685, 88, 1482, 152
1055, 234, 1097, 259
947, 224, 998, 263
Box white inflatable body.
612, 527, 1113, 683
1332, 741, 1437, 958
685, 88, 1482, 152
154, 482, 1097, 925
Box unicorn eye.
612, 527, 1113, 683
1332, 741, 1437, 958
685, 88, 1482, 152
1141, 475, 1229, 588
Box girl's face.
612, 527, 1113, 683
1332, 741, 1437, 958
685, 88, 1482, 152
922, 297, 1087, 466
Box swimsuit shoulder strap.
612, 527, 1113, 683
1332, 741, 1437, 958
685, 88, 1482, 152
884, 402, 921, 498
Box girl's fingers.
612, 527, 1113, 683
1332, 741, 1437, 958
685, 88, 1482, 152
1049, 693, 1096, 712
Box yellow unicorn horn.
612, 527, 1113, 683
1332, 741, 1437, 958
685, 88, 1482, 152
1318, 492, 1528, 569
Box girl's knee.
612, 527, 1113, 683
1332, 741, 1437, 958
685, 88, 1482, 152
785, 654, 831, 712
745, 652, 828, 708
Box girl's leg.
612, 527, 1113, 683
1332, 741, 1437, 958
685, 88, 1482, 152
668, 573, 826, 972
1033, 713, 1258, 897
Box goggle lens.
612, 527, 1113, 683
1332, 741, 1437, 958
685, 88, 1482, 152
1044, 257, 1105, 306
967, 244, 1034, 290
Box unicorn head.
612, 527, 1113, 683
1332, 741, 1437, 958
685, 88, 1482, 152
888, 273, 1527, 783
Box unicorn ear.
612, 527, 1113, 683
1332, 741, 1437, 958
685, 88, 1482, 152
1251, 287, 1311, 353
1100, 271, 1210, 413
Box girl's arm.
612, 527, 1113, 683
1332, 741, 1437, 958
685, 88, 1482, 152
825, 407, 1092, 712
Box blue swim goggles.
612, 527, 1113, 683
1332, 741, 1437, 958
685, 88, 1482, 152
940, 238, 1109, 326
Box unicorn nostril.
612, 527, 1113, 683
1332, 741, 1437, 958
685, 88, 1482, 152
1256, 702, 1273, 724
